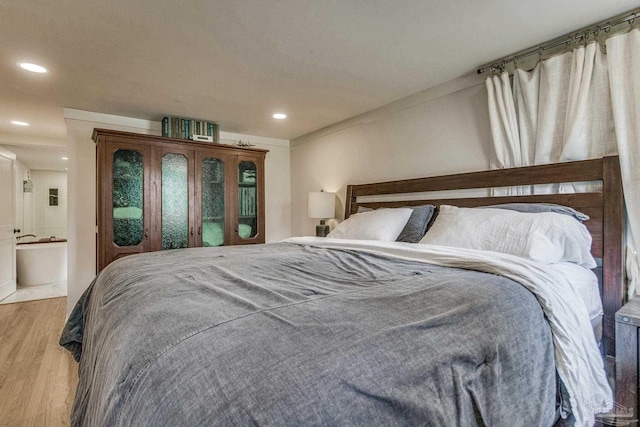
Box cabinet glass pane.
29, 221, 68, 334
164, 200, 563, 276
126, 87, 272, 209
161, 153, 189, 250
238, 161, 257, 239
112, 149, 143, 247
202, 158, 224, 247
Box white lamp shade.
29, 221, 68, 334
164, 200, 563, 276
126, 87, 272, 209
308, 191, 335, 219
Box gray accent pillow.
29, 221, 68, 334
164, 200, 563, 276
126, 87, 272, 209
482, 203, 589, 222
357, 204, 436, 243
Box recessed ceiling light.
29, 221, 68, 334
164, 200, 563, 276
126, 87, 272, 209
272, 113, 287, 120
61, 157, 68, 160
11, 120, 29, 126
19, 62, 48, 73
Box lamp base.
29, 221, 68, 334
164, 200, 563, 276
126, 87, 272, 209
316, 220, 330, 237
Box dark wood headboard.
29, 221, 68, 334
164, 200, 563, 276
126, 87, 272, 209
345, 156, 625, 358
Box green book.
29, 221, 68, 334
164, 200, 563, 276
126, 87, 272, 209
161, 117, 167, 137
213, 123, 219, 143
173, 118, 179, 138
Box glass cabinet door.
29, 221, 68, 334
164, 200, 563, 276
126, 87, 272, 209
161, 153, 189, 250
201, 157, 225, 246
237, 160, 258, 239
112, 149, 144, 247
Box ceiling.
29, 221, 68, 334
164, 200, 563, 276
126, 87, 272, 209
3, 144, 68, 172
0, 0, 638, 156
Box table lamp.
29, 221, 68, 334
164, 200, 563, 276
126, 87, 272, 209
308, 191, 335, 237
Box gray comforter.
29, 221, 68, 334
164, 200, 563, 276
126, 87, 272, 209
61, 242, 557, 426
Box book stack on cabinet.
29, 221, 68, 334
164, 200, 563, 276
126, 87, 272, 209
162, 116, 220, 143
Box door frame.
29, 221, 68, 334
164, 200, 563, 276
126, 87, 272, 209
0, 146, 16, 301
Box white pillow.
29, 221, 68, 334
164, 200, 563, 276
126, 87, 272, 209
419, 205, 596, 268
327, 208, 413, 241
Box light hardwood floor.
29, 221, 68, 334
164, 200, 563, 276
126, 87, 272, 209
0, 297, 78, 426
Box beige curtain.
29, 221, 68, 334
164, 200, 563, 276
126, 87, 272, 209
607, 29, 640, 297
486, 74, 521, 167
487, 44, 616, 195
512, 44, 616, 193
486, 40, 640, 296
486, 72, 527, 195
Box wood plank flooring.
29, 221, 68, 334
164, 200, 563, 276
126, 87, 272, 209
0, 297, 78, 426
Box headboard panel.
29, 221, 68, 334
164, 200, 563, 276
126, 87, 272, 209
345, 156, 624, 358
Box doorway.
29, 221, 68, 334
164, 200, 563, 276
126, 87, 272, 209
0, 145, 68, 305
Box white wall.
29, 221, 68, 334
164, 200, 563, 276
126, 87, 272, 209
65, 109, 291, 314
290, 75, 492, 236
22, 172, 35, 237
13, 160, 29, 234
30, 170, 67, 238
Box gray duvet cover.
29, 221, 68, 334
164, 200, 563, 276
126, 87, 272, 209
61, 242, 557, 426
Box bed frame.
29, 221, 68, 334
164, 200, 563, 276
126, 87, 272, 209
345, 155, 625, 359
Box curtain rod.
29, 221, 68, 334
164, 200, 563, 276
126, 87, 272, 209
477, 7, 640, 74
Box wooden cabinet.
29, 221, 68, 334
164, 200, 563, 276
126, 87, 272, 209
94, 129, 267, 271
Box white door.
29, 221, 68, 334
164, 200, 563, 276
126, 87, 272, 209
0, 147, 16, 301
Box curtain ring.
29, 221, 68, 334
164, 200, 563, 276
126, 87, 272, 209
625, 16, 637, 33
513, 55, 518, 69
534, 48, 543, 66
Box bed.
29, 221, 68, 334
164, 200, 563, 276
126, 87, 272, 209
60, 156, 626, 427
